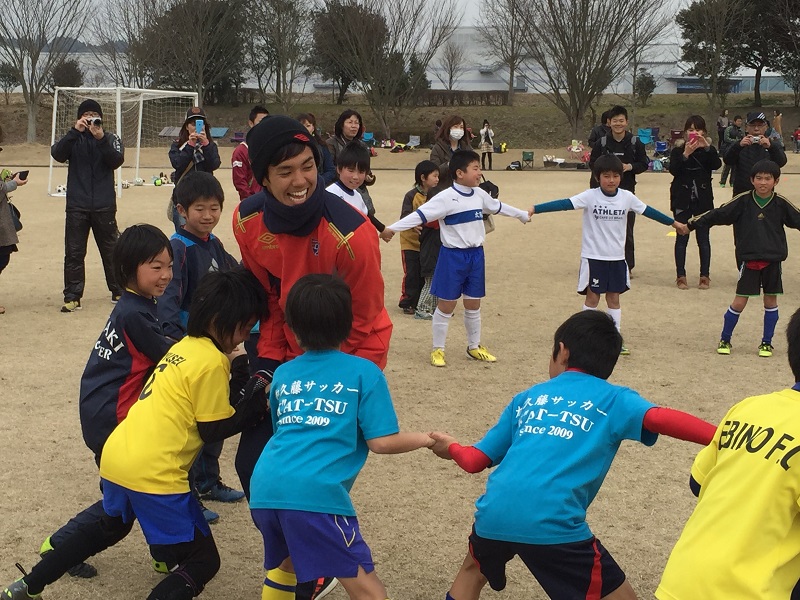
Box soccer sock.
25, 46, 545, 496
721, 306, 741, 342
763, 307, 779, 344
607, 308, 622, 332
464, 308, 481, 350
582, 304, 596, 311
262, 568, 297, 600
432, 308, 452, 349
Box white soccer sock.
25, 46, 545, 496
464, 308, 481, 350
432, 308, 452, 349
582, 304, 597, 311
607, 308, 622, 332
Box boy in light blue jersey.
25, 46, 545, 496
430, 311, 715, 600
249, 274, 435, 600
531, 154, 688, 355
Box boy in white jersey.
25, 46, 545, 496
381, 150, 531, 367
325, 141, 369, 214
531, 155, 688, 355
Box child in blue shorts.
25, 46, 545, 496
382, 150, 531, 367
531, 154, 688, 355
430, 310, 716, 600
249, 273, 435, 600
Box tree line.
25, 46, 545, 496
0, 0, 797, 143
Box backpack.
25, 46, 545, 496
506, 161, 522, 171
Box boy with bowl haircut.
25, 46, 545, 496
430, 310, 715, 600
381, 149, 531, 367
687, 160, 800, 357
325, 142, 370, 215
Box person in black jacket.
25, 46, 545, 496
688, 160, 800, 358
723, 111, 787, 197
588, 105, 649, 272
51, 99, 125, 312
669, 116, 722, 290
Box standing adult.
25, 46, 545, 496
430, 115, 472, 190
168, 107, 221, 230
716, 109, 729, 146
51, 99, 125, 313
724, 111, 787, 197
773, 110, 783, 138
479, 119, 494, 171
718, 115, 744, 188
232, 115, 391, 600
0, 171, 28, 314
326, 109, 378, 214
296, 112, 337, 185
232, 105, 269, 201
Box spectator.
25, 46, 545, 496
296, 112, 336, 185
231, 105, 269, 201
479, 120, 494, 171
430, 115, 472, 191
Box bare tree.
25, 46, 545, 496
0, 0, 88, 142
0, 63, 20, 105
475, 0, 526, 106
676, 0, 748, 138
773, 0, 800, 107
433, 39, 469, 91
516, 0, 668, 137
320, 0, 461, 138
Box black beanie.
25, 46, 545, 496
77, 99, 103, 118
247, 116, 320, 185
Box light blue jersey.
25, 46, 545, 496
249, 350, 399, 516
474, 370, 657, 545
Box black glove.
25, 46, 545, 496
235, 369, 273, 424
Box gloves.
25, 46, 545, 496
236, 369, 273, 423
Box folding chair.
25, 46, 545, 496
636, 127, 653, 146
566, 139, 584, 160
406, 135, 421, 150
362, 132, 375, 146
654, 140, 669, 158
669, 129, 684, 147
521, 151, 534, 169
209, 127, 228, 140
230, 131, 245, 144
650, 127, 660, 142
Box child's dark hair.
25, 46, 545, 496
683, 115, 707, 132
592, 154, 624, 180
337, 141, 370, 173
787, 308, 800, 381
601, 109, 611, 124
268, 143, 319, 173
608, 105, 628, 120
285, 274, 352, 350
733, 114, 742, 122
750, 159, 781, 180
450, 149, 480, 180
112, 224, 173, 290
415, 160, 438, 187
334, 109, 364, 139
552, 311, 621, 380
187, 268, 267, 342
249, 105, 269, 123
174, 171, 224, 210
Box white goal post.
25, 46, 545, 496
48, 87, 199, 197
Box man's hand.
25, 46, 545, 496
760, 136, 771, 148
379, 228, 395, 243
741, 136, 753, 146
74, 118, 87, 132
89, 121, 104, 140
622, 163, 632, 172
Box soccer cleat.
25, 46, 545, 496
60, 300, 82, 313
401, 306, 415, 315
152, 558, 171, 574
466, 345, 497, 362
719, 182, 726, 188
758, 342, 774, 358
414, 310, 433, 320
1, 578, 40, 600
296, 577, 340, 600
198, 499, 219, 524
619, 345, 630, 356
430, 348, 446, 367
200, 481, 245, 503
698, 276, 710, 290
717, 340, 732, 355
39, 536, 97, 578
676, 276, 688, 290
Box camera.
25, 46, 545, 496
751, 135, 761, 143
86, 117, 102, 127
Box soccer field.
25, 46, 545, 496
1, 145, 799, 598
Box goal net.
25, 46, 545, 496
48, 87, 199, 197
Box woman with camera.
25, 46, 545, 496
0, 169, 28, 314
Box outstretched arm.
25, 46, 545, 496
531, 199, 575, 215
429, 432, 492, 473
642, 406, 716, 446
641, 205, 689, 234
367, 432, 434, 454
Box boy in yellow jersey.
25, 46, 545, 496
656, 307, 800, 600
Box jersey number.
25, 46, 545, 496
139, 363, 168, 400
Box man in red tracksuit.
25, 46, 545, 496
232, 115, 392, 600
231, 105, 269, 201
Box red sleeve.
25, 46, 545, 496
231, 145, 255, 201
449, 443, 491, 473
643, 407, 716, 446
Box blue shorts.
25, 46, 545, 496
431, 246, 486, 301
578, 258, 630, 295
102, 479, 210, 545
251, 508, 375, 582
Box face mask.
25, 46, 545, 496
450, 128, 464, 140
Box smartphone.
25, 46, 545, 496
16, 170, 29, 180
195, 119, 204, 135
688, 132, 698, 142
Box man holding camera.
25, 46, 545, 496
723, 111, 787, 197
51, 99, 125, 313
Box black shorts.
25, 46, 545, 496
468, 529, 626, 599
578, 258, 630, 295
735, 261, 783, 297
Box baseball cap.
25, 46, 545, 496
184, 106, 206, 124
746, 111, 767, 124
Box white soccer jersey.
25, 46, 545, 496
326, 181, 368, 215
570, 188, 647, 260
386, 183, 528, 249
